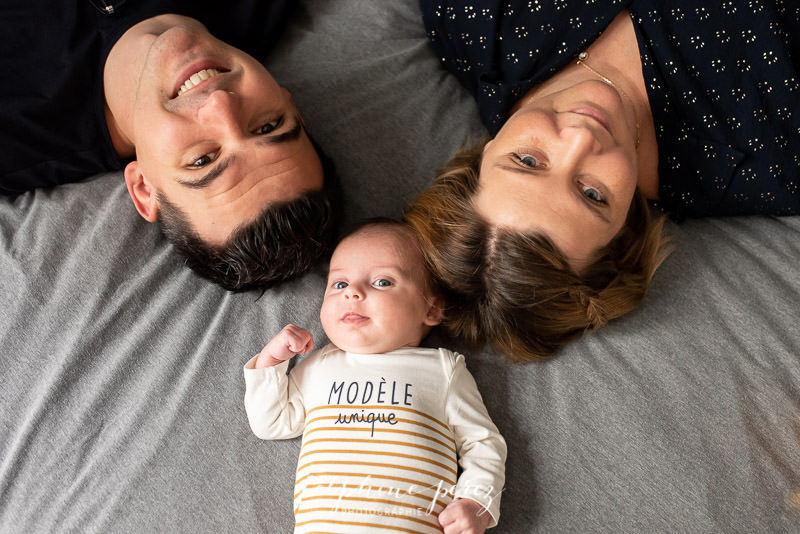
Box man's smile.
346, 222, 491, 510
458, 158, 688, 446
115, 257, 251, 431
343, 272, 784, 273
176, 67, 222, 97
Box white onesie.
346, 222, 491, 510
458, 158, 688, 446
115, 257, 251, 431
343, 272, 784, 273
244, 345, 506, 533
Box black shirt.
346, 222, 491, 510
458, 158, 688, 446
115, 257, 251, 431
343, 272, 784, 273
422, 0, 800, 219
0, 0, 292, 195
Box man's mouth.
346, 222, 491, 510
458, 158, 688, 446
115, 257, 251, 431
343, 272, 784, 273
176, 68, 222, 97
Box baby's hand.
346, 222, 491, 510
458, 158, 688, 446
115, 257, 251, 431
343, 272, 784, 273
254, 324, 314, 368
438, 498, 490, 534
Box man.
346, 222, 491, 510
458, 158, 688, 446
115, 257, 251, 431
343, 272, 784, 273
1, 1, 339, 291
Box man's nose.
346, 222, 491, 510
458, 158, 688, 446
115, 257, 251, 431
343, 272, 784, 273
196, 90, 241, 130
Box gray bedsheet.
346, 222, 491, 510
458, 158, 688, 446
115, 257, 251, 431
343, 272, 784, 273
1, 1, 799, 532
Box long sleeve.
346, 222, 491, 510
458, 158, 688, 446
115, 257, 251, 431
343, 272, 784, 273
445, 354, 507, 528
243, 357, 306, 440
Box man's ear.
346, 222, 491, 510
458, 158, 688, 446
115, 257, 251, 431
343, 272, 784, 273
123, 160, 159, 222
424, 295, 444, 327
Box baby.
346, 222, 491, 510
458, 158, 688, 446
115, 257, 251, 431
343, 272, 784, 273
244, 219, 506, 533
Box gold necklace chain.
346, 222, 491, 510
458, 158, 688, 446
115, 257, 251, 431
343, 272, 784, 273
576, 51, 640, 149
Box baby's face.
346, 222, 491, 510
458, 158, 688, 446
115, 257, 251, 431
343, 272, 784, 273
320, 226, 441, 354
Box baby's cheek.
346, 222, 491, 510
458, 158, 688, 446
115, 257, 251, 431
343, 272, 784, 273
319, 304, 334, 336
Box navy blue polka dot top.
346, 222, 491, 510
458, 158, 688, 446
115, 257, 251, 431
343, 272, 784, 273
421, 0, 800, 219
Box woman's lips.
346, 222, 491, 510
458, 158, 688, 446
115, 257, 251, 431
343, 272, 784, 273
569, 106, 611, 133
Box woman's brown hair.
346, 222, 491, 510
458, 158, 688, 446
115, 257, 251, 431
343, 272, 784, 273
404, 141, 671, 361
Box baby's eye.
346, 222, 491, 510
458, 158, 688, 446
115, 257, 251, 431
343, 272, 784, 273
332, 281, 348, 290
372, 279, 392, 288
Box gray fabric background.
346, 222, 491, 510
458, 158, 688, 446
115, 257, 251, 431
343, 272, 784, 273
1, 1, 799, 532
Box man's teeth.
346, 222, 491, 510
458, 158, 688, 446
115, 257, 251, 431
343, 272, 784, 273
177, 68, 221, 96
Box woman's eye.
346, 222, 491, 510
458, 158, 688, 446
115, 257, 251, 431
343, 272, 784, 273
514, 153, 543, 169
372, 279, 392, 288
254, 119, 281, 135
581, 185, 605, 204
333, 281, 348, 290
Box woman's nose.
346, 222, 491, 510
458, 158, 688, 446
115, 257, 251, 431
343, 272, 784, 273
556, 114, 603, 155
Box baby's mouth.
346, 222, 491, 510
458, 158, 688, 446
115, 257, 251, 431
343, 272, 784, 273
342, 313, 368, 324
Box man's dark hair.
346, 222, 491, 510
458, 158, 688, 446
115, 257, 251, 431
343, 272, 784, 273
157, 142, 340, 292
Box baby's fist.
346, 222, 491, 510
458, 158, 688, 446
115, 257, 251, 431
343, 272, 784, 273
438, 498, 490, 534
254, 324, 314, 368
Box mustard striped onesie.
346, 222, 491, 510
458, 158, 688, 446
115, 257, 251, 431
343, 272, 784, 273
244, 345, 506, 533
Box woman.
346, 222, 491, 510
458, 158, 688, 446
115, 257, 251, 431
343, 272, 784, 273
405, 1, 799, 360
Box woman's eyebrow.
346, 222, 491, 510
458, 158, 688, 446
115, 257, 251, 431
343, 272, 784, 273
494, 162, 542, 175
573, 190, 611, 224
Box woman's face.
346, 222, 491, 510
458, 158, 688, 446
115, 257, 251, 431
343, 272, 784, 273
476, 80, 640, 271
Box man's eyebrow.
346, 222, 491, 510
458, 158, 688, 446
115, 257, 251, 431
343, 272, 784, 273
177, 156, 234, 190
176, 116, 304, 190
257, 117, 303, 146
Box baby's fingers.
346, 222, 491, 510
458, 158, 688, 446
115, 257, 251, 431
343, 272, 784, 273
439, 499, 488, 534
283, 324, 314, 355
254, 324, 315, 368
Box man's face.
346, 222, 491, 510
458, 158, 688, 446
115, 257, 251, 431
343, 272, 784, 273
118, 16, 323, 245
